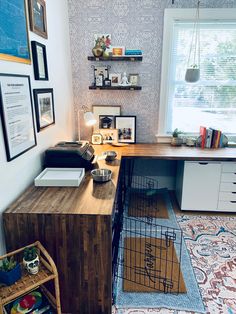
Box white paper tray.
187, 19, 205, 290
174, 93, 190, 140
34, 168, 85, 187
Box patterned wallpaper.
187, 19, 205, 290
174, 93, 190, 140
68, 0, 236, 143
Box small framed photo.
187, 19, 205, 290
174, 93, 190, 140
112, 46, 125, 56
115, 116, 136, 143
129, 74, 139, 86
99, 129, 118, 144
95, 75, 103, 86
104, 78, 111, 87
33, 89, 55, 132
109, 73, 121, 86
92, 133, 103, 145
31, 41, 48, 80
92, 105, 121, 131
99, 115, 114, 129
94, 66, 109, 79
28, 0, 48, 39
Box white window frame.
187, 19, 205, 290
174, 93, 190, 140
157, 8, 236, 143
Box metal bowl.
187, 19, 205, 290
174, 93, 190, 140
91, 169, 112, 182
104, 151, 117, 161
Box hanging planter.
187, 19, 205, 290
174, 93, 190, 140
185, 1, 201, 83
185, 66, 200, 83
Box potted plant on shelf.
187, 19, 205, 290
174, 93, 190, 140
0, 256, 21, 285
23, 247, 40, 275
171, 128, 183, 146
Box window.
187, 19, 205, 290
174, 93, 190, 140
158, 9, 236, 139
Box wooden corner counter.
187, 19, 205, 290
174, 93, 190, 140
3, 143, 236, 313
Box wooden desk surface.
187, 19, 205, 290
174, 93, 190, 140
5, 144, 236, 216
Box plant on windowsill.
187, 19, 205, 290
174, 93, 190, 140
0, 256, 21, 286
171, 128, 183, 146
23, 246, 40, 275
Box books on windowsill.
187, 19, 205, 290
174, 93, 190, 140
199, 126, 227, 149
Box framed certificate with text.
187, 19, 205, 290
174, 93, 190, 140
31, 41, 49, 80
0, 74, 37, 161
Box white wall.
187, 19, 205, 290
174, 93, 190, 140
0, 0, 74, 253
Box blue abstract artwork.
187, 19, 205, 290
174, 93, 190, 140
0, 0, 30, 63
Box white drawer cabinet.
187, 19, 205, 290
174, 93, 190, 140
176, 161, 236, 212
217, 162, 236, 212
176, 161, 221, 211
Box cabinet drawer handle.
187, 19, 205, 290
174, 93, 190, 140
232, 192, 236, 194
233, 182, 236, 185
230, 201, 236, 203
198, 162, 208, 165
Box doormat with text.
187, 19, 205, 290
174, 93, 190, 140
123, 237, 186, 293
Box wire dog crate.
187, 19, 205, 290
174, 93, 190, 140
113, 175, 185, 297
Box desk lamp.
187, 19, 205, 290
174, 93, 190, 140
78, 105, 96, 144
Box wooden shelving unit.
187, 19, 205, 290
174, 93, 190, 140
0, 241, 61, 314
88, 55, 143, 61
89, 85, 142, 91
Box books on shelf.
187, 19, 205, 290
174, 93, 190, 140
199, 126, 225, 149
125, 49, 142, 55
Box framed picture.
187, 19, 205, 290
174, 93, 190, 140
112, 46, 125, 56
109, 73, 121, 86
115, 116, 136, 143
0, 0, 30, 64
92, 105, 121, 131
0, 74, 37, 161
33, 89, 55, 132
91, 133, 103, 145
99, 129, 118, 144
95, 75, 103, 87
104, 78, 111, 87
129, 74, 139, 86
28, 0, 48, 39
99, 115, 114, 129
94, 66, 109, 79
31, 41, 48, 80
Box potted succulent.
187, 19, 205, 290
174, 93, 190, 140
171, 128, 183, 146
23, 247, 40, 275
0, 256, 21, 285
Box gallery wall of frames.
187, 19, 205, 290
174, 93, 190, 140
0, 0, 74, 249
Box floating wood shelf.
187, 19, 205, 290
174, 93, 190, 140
88, 56, 143, 61
89, 85, 142, 90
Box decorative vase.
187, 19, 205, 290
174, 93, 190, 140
185, 68, 200, 83
171, 137, 183, 146
23, 255, 40, 275
0, 263, 21, 286
92, 47, 104, 57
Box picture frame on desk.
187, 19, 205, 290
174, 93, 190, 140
33, 88, 55, 132
115, 116, 136, 144
99, 128, 118, 144
0, 74, 37, 161
92, 105, 121, 131
31, 41, 49, 80
28, 0, 48, 39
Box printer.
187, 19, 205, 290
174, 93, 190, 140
44, 141, 95, 170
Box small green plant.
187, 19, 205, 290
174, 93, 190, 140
23, 247, 38, 261
172, 128, 182, 138
0, 257, 17, 272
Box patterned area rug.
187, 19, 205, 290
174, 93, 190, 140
113, 213, 236, 314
